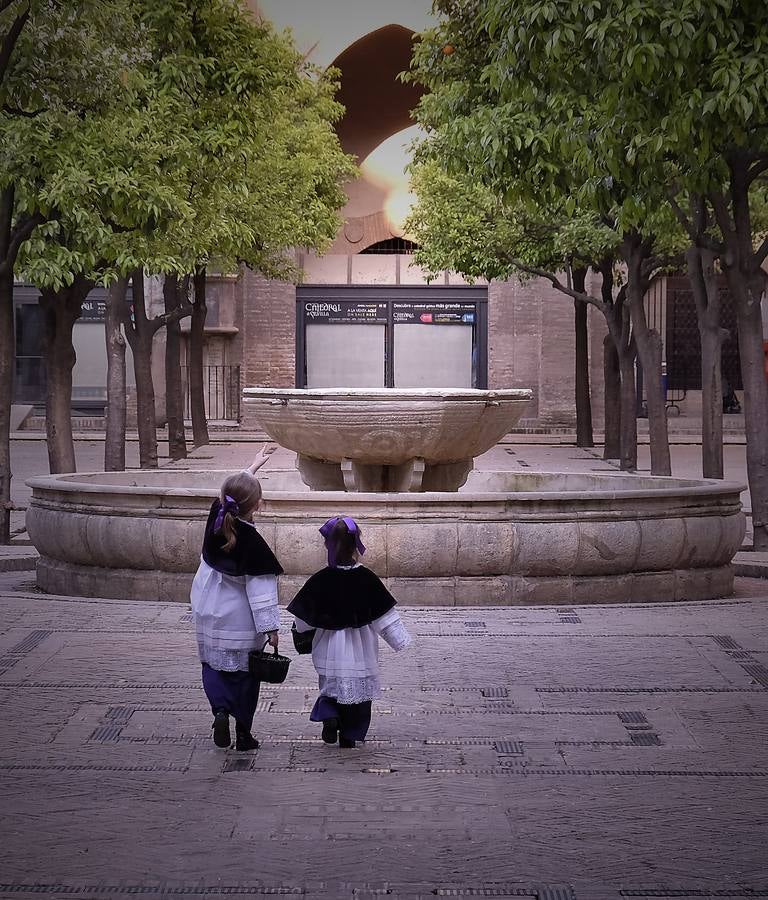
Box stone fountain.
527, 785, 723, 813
244, 387, 532, 492
26, 387, 746, 605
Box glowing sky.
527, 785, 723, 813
250, 1, 435, 233
250, 1, 434, 68
360, 125, 423, 228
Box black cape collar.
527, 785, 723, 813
201, 499, 283, 577
287, 565, 396, 630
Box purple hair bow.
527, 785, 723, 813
214, 495, 239, 532
319, 516, 366, 567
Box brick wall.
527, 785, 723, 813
538, 281, 577, 425
488, 278, 544, 422
239, 269, 297, 428
488, 275, 607, 428
233, 268, 609, 430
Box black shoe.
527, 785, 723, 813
212, 711, 231, 748
235, 731, 260, 752
339, 737, 356, 749
321, 718, 339, 744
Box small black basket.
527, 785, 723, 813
291, 622, 315, 655
248, 645, 291, 683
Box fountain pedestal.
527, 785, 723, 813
297, 454, 473, 492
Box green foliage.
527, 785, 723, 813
410, 0, 767, 232
1, 1, 146, 282
406, 1, 734, 284
2, 0, 355, 289
406, 159, 618, 282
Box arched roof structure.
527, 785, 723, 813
331, 24, 425, 161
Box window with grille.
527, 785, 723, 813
360, 238, 419, 254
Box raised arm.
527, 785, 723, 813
245, 444, 274, 475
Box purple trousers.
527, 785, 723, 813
310, 695, 372, 742
201, 663, 261, 731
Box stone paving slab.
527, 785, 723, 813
0, 545, 38, 572
1, 572, 768, 899
732, 551, 768, 579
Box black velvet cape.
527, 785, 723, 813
287, 565, 396, 630
201, 499, 283, 577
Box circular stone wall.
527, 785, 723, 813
26, 469, 745, 605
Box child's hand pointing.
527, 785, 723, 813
248, 444, 274, 473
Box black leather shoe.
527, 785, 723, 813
235, 731, 260, 752
321, 718, 339, 744
212, 711, 231, 748
339, 737, 356, 749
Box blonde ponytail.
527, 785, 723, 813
221, 511, 237, 553
216, 471, 263, 553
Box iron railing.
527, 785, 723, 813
183, 365, 241, 422
665, 277, 742, 392
637, 361, 688, 417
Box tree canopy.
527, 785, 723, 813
0, 0, 356, 539
5, 0, 355, 289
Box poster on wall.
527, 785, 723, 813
303, 300, 388, 324
393, 302, 475, 325
80, 298, 107, 322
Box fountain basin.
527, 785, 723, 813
26, 468, 746, 605
243, 388, 533, 490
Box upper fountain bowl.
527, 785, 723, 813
242, 387, 533, 466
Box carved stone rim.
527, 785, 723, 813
242, 387, 534, 403
26, 470, 746, 506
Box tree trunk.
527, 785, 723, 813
602, 334, 621, 459
618, 348, 638, 472
123, 270, 158, 469
0, 259, 13, 544
626, 244, 671, 476
727, 268, 768, 550
132, 332, 157, 468
105, 276, 128, 472
687, 244, 725, 479
190, 267, 210, 448
602, 272, 637, 472
700, 324, 725, 480
713, 162, 768, 550
572, 268, 593, 448
39, 279, 92, 473
164, 274, 187, 461
632, 323, 670, 475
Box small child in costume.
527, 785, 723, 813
191, 449, 283, 751
287, 516, 411, 749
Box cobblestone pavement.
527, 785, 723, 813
1, 571, 767, 899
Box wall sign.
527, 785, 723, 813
304, 300, 388, 324
393, 301, 476, 325
80, 299, 107, 322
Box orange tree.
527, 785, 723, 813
407, 1, 685, 476
409, 0, 768, 545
